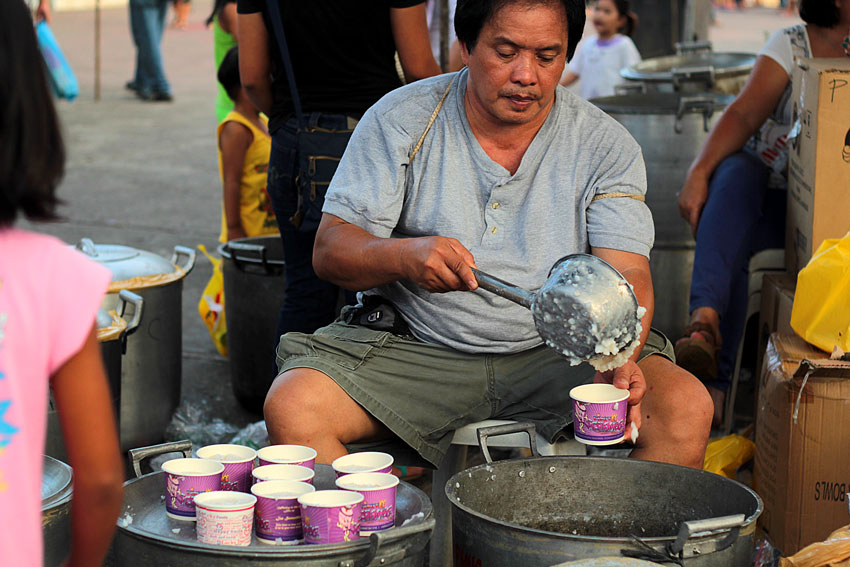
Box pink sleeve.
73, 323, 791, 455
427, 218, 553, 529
47, 246, 112, 376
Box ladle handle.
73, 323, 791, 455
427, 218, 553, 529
471, 268, 534, 309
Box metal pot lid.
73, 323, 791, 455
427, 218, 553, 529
591, 92, 734, 115
76, 238, 175, 281
42, 455, 73, 510
621, 52, 756, 82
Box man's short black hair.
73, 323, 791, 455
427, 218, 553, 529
217, 46, 241, 102
0, 0, 64, 226
454, 0, 586, 62
799, 0, 841, 27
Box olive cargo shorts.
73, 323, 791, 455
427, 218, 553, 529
277, 322, 673, 467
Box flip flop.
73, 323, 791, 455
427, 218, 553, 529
674, 322, 720, 383
392, 465, 425, 482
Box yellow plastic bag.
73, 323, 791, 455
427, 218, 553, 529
779, 524, 850, 566
197, 245, 227, 357
702, 434, 755, 479
791, 232, 850, 353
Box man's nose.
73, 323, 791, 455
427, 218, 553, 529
510, 52, 537, 86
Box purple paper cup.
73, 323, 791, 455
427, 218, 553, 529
570, 383, 630, 446
298, 490, 364, 545
251, 480, 316, 545
252, 464, 315, 485
335, 472, 399, 535
194, 491, 257, 546
161, 458, 224, 521
331, 452, 394, 478
197, 444, 257, 493
257, 445, 317, 469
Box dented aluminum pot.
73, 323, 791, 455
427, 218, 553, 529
76, 239, 196, 451
44, 290, 143, 462
446, 424, 762, 567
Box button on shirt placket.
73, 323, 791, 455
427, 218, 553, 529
484, 182, 507, 246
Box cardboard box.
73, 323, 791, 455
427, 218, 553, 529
753, 333, 850, 555
757, 273, 796, 376
785, 58, 850, 275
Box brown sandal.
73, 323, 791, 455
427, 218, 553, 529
674, 322, 721, 383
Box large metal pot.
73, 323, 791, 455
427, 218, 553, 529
218, 237, 286, 414
620, 43, 756, 95
42, 455, 73, 567
112, 441, 434, 566
590, 92, 734, 339
44, 289, 143, 462
446, 425, 762, 567
76, 238, 196, 451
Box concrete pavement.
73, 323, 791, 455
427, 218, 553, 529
29, 2, 802, 459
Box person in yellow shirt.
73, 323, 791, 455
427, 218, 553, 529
216, 46, 277, 242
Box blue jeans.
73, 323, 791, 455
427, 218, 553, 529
689, 151, 785, 391
268, 114, 355, 347
129, 0, 170, 95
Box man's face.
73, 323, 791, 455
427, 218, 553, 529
461, 1, 568, 126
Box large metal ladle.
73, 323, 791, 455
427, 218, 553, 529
471, 254, 642, 366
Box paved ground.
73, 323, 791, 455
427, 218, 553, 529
30, 2, 802, 468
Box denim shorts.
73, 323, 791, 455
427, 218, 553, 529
277, 323, 673, 467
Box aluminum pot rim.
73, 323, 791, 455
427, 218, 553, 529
621, 52, 757, 82
118, 470, 433, 557
444, 455, 763, 544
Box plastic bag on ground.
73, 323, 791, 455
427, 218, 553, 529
779, 524, 850, 566
164, 401, 240, 448
703, 433, 755, 479
229, 420, 269, 450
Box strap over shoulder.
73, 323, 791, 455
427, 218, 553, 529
409, 78, 454, 163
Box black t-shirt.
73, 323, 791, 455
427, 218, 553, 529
236, 0, 424, 133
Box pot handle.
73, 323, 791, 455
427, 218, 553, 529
614, 83, 646, 95
339, 516, 436, 567
674, 40, 713, 55
471, 268, 534, 309
171, 245, 196, 274
128, 440, 193, 479
675, 95, 716, 134
225, 241, 280, 275
671, 65, 716, 93
476, 422, 540, 464
667, 513, 746, 557
118, 289, 143, 337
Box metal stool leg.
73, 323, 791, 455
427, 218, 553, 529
430, 444, 466, 567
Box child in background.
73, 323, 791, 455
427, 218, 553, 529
216, 46, 277, 243
0, 1, 124, 565
560, 0, 641, 99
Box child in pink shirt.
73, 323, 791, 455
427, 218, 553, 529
0, 1, 123, 565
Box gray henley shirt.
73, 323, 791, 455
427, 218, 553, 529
323, 69, 653, 354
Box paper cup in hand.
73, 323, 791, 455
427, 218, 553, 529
194, 491, 256, 546
162, 458, 224, 521
331, 452, 393, 478
570, 383, 629, 445
251, 480, 315, 545
335, 472, 399, 534
298, 490, 364, 544
197, 444, 256, 493
252, 464, 315, 485
257, 444, 317, 469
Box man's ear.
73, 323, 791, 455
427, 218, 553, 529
460, 40, 471, 67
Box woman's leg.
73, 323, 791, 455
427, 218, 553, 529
681, 151, 782, 419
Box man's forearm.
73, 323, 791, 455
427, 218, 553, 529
313, 215, 409, 291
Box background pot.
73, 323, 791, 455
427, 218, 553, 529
620, 45, 756, 95
42, 455, 73, 567
446, 425, 762, 567
218, 237, 286, 414
77, 239, 196, 451
45, 289, 143, 462
590, 92, 734, 339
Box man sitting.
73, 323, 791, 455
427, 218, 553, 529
264, 0, 713, 470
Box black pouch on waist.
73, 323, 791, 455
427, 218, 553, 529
344, 295, 412, 337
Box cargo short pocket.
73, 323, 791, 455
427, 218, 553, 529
311, 324, 391, 372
